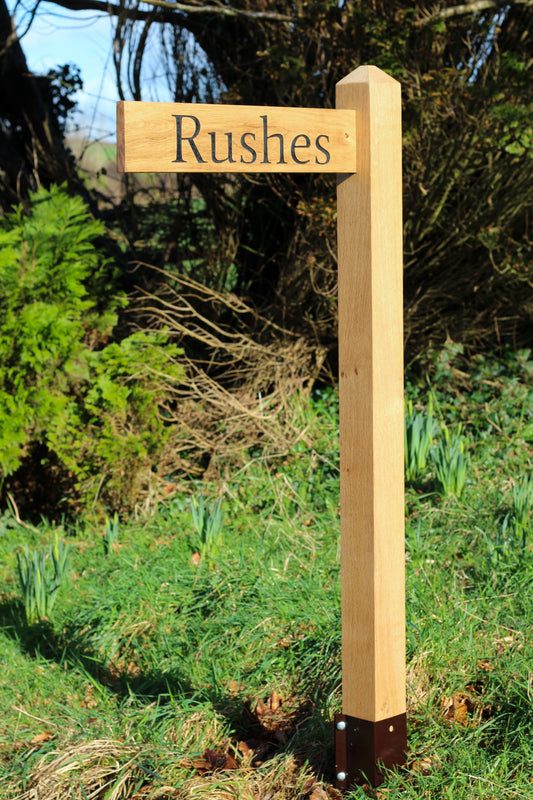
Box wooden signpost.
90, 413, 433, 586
117, 65, 406, 790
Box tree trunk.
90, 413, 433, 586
0, 0, 80, 210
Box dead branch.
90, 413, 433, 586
416, 0, 533, 27
47, 0, 293, 25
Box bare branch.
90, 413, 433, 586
45, 0, 293, 24
416, 0, 533, 26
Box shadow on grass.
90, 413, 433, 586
205, 628, 341, 778
1, 598, 340, 780
0, 592, 61, 659
0, 596, 194, 700
484, 691, 533, 753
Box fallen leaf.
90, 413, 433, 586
191, 552, 201, 566
190, 747, 239, 774
253, 689, 296, 732
410, 755, 436, 775
441, 693, 475, 726
270, 689, 282, 712
255, 697, 268, 717
309, 787, 329, 800
29, 731, 53, 745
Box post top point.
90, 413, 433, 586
337, 65, 399, 87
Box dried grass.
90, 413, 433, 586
132, 267, 328, 498
168, 753, 324, 800
406, 653, 434, 715
17, 739, 142, 800
16, 736, 335, 800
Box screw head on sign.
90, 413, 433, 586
336, 720, 346, 730
336, 771, 347, 782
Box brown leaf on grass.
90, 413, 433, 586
301, 778, 340, 800
191, 552, 201, 566
187, 745, 239, 775
253, 689, 296, 734
237, 737, 271, 765
476, 658, 495, 672
238, 689, 307, 768
309, 786, 329, 800
270, 689, 281, 712
441, 693, 475, 726
29, 731, 54, 745
409, 755, 438, 775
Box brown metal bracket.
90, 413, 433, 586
334, 712, 407, 789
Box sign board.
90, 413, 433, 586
117, 65, 406, 790
117, 102, 356, 173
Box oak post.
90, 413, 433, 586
335, 66, 406, 789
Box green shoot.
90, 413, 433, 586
190, 495, 225, 561
103, 512, 120, 555
431, 425, 470, 497
16, 536, 70, 624
512, 475, 532, 548
404, 399, 438, 482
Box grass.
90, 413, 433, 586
0, 344, 532, 799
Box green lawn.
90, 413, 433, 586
0, 344, 531, 799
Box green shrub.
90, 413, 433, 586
0, 185, 184, 514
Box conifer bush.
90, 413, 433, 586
0, 185, 184, 515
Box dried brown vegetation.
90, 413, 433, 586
133, 267, 327, 491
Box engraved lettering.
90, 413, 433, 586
173, 114, 206, 163
208, 131, 235, 163
291, 134, 311, 164
261, 115, 286, 164
315, 134, 331, 165
240, 132, 257, 164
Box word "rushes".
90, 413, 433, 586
173, 114, 331, 166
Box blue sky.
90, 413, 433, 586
10, 2, 120, 141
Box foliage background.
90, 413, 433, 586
0, 0, 531, 514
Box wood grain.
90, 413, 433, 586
117, 101, 356, 173
336, 65, 405, 722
